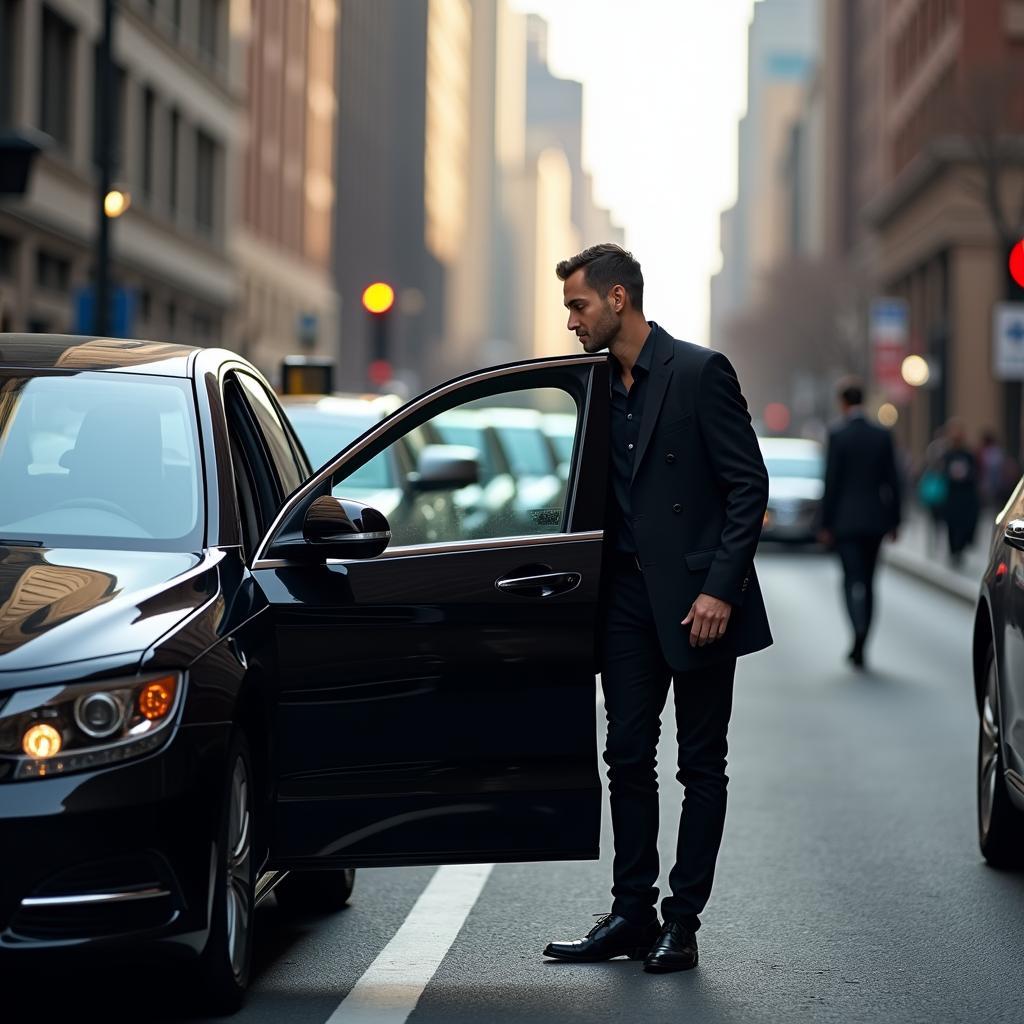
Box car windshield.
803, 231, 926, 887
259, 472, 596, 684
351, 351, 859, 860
0, 371, 204, 550
763, 456, 824, 480
286, 409, 393, 490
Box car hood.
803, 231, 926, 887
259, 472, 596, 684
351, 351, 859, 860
768, 477, 824, 502
0, 544, 220, 678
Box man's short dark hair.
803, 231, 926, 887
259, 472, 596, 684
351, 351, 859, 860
837, 376, 863, 406
556, 243, 644, 312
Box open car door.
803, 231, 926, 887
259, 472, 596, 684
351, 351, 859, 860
252, 355, 610, 868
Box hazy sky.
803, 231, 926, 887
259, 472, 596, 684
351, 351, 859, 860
509, 0, 757, 346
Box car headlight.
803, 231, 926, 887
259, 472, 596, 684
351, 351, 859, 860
0, 672, 184, 782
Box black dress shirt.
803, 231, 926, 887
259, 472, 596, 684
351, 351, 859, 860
608, 326, 656, 553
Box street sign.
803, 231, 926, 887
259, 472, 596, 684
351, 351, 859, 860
870, 297, 911, 402
73, 285, 136, 337
993, 303, 1024, 381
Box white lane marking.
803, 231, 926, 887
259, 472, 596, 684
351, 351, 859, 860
324, 862, 494, 1024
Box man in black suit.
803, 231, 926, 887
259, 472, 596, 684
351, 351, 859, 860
819, 378, 901, 669
542, 245, 772, 973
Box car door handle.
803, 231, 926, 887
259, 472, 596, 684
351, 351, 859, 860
495, 570, 582, 598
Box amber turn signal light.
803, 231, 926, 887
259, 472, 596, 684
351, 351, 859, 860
138, 675, 178, 721
22, 723, 63, 758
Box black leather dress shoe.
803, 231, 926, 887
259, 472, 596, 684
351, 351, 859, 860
543, 913, 661, 963
643, 922, 698, 973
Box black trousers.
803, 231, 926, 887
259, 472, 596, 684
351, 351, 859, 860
834, 535, 884, 643
600, 562, 736, 932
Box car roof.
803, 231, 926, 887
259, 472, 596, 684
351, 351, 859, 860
0, 334, 199, 376
479, 406, 546, 427
758, 437, 824, 457
279, 392, 402, 420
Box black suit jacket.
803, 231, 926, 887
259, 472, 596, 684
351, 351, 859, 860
607, 325, 773, 672
821, 414, 902, 539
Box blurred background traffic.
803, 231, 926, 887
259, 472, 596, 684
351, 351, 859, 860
1, 0, 1024, 564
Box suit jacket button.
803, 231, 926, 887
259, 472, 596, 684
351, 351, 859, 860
665, 453, 676, 463
673, 503, 683, 513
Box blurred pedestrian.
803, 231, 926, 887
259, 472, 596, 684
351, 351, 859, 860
819, 378, 901, 669
941, 418, 979, 568
977, 429, 1016, 514
542, 244, 771, 974
918, 427, 949, 552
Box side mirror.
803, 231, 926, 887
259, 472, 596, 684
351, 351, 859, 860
303, 496, 391, 558
408, 444, 480, 492
1005, 519, 1024, 551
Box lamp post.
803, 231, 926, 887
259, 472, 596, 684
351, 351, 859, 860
94, 0, 117, 337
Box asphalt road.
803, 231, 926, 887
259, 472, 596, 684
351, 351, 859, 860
9, 550, 1024, 1023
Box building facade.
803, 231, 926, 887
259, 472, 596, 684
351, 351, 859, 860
235, 0, 340, 380
827, 0, 1024, 457
0, 0, 243, 346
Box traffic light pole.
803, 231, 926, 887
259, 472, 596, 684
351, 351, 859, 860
94, 0, 116, 337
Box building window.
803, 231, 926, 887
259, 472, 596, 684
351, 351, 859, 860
169, 108, 180, 214
141, 87, 155, 198
0, 234, 14, 279
195, 130, 217, 235
166, 300, 177, 336
39, 5, 74, 149
198, 0, 222, 64
36, 250, 71, 293
92, 45, 126, 174
0, 0, 17, 129
171, 0, 181, 35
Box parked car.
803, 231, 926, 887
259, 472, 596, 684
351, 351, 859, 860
973, 481, 1024, 869
758, 437, 825, 544
280, 393, 479, 548
479, 406, 568, 534
0, 335, 609, 1011
542, 411, 578, 480
431, 407, 519, 539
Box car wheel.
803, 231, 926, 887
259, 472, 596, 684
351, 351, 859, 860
196, 731, 257, 1013
978, 648, 1024, 869
274, 868, 356, 915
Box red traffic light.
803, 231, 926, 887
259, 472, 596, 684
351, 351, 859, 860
368, 359, 393, 386
362, 282, 395, 315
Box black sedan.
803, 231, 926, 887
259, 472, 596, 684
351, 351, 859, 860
974, 487, 1024, 868
0, 335, 608, 1011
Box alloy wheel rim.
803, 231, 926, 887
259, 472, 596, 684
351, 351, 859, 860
225, 755, 252, 979
979, 662, 1000, 839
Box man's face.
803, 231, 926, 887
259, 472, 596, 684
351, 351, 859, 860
563, 269, 619, 354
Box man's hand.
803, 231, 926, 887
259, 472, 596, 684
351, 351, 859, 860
682, 594, 733, 647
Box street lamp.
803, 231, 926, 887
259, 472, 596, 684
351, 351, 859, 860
94, 0, 118, 337
901, 354, 931, 388
103, 188, 131, 219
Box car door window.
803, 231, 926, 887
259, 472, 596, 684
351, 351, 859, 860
224, 379, 280, 559
235, 373, 308, 497
331, 387, 578, 548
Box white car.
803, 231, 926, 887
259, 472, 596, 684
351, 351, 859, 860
758, 437, 825, 543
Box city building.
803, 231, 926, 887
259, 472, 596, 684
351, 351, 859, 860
0, 0, 244, 346
709, 0, 819, 351
334, 0, 474, 393
235, 0, 340, 381
827, 0, 1024, 457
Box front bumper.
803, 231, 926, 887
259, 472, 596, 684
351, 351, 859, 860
0, 722, 229, 958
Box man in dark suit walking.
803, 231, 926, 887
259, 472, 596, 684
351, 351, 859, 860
542, 245, 772, 973
819, 378, 902, 669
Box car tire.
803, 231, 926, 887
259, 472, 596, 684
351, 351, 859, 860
195, 731, 257, 1014
978, 647, 1024, 869
274, 867, 356, 915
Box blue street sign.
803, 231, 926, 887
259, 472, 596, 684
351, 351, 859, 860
73, 285, 136, 337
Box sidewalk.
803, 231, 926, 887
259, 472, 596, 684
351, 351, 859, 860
882, 507, 992, 604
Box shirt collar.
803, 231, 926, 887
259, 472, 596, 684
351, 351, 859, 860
609, 322, 657, 378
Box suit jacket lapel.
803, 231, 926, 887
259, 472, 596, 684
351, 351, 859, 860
631, 327, 674, 485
